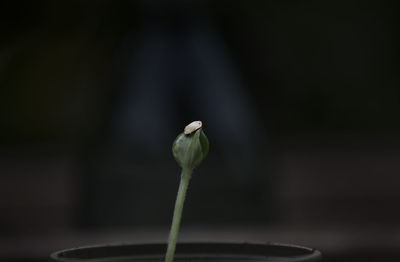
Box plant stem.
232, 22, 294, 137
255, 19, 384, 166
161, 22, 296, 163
165, 167, 192, 262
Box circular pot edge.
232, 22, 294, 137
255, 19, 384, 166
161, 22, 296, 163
50, 242, 322, 262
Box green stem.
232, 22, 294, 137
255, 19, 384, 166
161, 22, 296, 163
165, 167, 192, 262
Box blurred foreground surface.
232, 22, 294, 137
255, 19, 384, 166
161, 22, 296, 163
1, 225, 400, 262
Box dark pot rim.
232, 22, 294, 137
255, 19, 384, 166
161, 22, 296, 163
50, 242, 322, 262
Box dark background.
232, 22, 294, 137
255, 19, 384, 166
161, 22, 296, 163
1, 1, 399, 261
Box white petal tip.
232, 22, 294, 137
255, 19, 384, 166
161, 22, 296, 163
184, 121, 202, 135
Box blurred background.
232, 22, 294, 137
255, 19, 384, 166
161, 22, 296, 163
1, 0, 399, 261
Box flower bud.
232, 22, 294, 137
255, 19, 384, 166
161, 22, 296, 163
172, 121, 209, 169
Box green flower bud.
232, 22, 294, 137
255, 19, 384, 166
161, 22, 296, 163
172, 121, 209, 169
